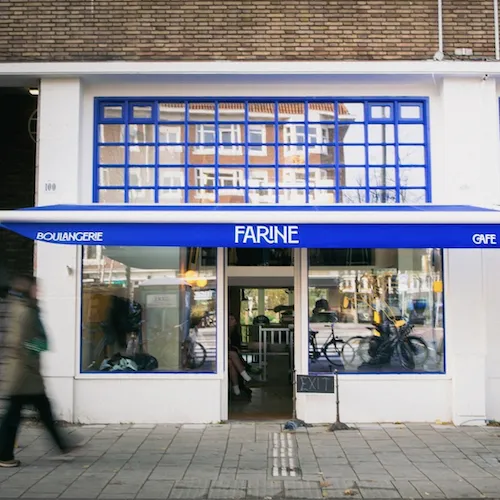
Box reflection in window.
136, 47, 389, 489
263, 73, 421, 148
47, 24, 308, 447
81, 246, 217, 373
96, 99, 430, 204
308, 248, 444, 374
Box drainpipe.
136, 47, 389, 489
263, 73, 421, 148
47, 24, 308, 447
437, 0, 444, 54
494, 0, 500, 59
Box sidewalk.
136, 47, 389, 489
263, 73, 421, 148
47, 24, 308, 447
1, 421, 500, 499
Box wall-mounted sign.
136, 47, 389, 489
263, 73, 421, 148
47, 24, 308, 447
146, 294, 177, 308
4, 222, 500, 249
234, 225, 299, 245
296, 374, 335, 393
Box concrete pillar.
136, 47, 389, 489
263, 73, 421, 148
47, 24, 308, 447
438, 77, 500, 425
35, 78, 82, 422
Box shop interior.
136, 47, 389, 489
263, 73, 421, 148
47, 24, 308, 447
227, 248, 296, 420
80, 245, 445, 419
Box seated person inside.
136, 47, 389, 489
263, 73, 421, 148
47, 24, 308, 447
228, 314, 260, 397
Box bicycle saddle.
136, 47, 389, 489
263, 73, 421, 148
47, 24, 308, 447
309, 330, 318, 336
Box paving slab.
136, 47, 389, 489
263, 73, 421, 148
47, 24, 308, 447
357, 479, 402, 498
320, 478, 361, 499
208, 479, 247, 499
169, 479, 211, 499
284, 480, 322, 499
432, 479, 482, 498
410, 479, 446, 498
466, 477, 500, 496
391, 479, 423, 499
246, 478, 285, 498
3, 422, 500, 498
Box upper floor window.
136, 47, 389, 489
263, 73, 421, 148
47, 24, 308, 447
95, 98, 431, 204
194, 124, 242, 155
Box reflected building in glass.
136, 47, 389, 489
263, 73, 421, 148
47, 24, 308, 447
96, 99, 429, 206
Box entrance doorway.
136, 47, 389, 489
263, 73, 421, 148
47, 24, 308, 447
227, 248, 295, 420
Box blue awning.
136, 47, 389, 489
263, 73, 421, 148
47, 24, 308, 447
1, 203, 500, 249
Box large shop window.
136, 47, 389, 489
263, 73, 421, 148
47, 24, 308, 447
81, 246, 217, 374
95, 98, 431, 204
308, 248, 444, 374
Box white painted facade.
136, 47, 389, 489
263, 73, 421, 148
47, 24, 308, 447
12, 66, 500, 425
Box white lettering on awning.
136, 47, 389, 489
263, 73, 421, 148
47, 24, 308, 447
472, 233, 497, 245
234, 225, 299, 245
35, 231, 104, 243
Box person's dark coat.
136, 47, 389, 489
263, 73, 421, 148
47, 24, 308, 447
1, 293, 48, 396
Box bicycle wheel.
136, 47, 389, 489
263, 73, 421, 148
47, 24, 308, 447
397, 340, 415, 370
323, 341, 344, 367
187, 341, 207, 369
341, 336, 366, 366
407, 336, 429, 367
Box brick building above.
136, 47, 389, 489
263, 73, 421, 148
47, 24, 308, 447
0, 0, 497, 62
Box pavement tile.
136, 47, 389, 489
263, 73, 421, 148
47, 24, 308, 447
384, 465, 427, 480
0, 468, 20, 482
246, 479, 284, 499
150, 465, 189, 480
375, 454, 412, 466
320, 478, 360, 498
99, 483, 143, 498
357, 479, 401, 498
432, 479, 482, 498
0, 488, 28, 499
21, 494, 60, 499
284, 480, 322, 499
466, 477, 500, 496
439, 458, 494, 478
356, 473, 394, 482
184, 466, 222, 480
60, 487, 104, 499
316, 465, 357, 478
410, 480, 446, 498
208, 479, 247, 499
391, 479, 423, 499
169, 479, 211, 499
8, 422, 500, 499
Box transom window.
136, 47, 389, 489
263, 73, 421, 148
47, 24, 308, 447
95, 98, 431, 204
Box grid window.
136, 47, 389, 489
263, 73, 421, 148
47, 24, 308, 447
95, 98, 431, 204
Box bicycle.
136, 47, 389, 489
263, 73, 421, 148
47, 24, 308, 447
342, 326, 429, 369
309, 322, 349, 367
346, 319, 423, 370
181, 326, 207, 370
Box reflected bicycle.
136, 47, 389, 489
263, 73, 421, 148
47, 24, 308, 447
309, 323, 359, 367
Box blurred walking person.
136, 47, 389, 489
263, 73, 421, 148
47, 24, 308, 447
0, 263, 10, 384
0, 275, 78, 467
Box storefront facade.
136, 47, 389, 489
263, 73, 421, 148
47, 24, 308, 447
2, 62, 500, 425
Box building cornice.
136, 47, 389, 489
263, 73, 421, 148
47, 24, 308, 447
1, 60, 500, 78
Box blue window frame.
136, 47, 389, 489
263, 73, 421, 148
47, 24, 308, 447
94, 97, 431, 205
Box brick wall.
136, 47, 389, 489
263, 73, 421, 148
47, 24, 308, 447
0, 0, 496, 62
443, 0, 496, 58
0, 91, 37, 277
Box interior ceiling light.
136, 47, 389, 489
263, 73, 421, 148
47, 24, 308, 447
28, 88, 39, 96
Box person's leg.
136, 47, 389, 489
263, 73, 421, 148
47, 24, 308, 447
0, 396, 24, 466
228, 358, 241, 395
228, 351, 252, 382
30, 394, 69, 452
238, 351, 262, 375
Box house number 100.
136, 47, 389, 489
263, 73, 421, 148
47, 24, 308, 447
44, 182, 56, 192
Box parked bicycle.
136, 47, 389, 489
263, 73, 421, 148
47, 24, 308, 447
309, 319, 359, 367
342, 318, 428, 370
181, 325, 207, 370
